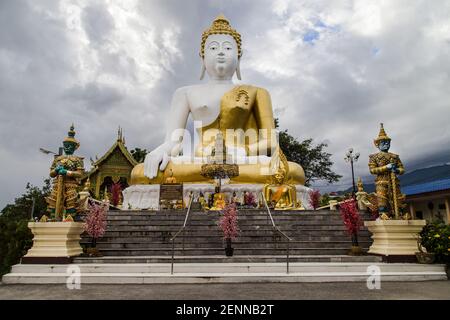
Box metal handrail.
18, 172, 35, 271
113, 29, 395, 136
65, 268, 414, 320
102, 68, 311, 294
170, 193, 193, 274
261, 193, 292, 274
87, 197, 121, 210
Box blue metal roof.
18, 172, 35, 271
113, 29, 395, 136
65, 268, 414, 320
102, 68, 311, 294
403, 178, 450, 196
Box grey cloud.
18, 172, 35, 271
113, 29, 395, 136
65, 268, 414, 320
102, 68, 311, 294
63, 82, 124, 112
81, 4, 115, 44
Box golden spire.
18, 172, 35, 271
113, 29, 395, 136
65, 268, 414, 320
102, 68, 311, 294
117, 126, 122, 142
374, 123, 391, 146
200, 14, 242, 58
63, 123, 80, 148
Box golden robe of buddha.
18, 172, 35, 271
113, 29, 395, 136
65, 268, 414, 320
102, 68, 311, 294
130, 15, 305, 186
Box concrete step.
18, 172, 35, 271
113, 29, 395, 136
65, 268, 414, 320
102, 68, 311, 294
3, 262, 446, 284
73, 255, 383, 264
93, 241, 372, 250
103, 225, 364, 231
96, 248, 370, 256
99, 230, 371, 237
90, 235, 372, 243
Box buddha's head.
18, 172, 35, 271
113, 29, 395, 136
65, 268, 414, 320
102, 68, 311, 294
273, 169, 286, 185
62, 124, 79, 155
200, 14, 242, 81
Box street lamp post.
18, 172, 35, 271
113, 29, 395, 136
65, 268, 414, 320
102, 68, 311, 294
345, 148, 360, 198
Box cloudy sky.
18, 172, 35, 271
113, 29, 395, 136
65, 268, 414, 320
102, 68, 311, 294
1, 0, 450, 209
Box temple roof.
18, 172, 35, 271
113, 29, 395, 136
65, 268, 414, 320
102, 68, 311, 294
403, 178, 450, 196
83, 128, 138, 178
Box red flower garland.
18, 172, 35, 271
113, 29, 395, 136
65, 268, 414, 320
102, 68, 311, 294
339, 199, 362, 236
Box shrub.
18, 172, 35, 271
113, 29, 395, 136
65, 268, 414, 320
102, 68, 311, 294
419, 221, 450, 261
309, 190, 321, 210
0, 218, 33, 277
0, 180, 49, 277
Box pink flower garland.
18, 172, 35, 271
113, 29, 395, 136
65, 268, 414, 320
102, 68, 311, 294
84, 201, 108, 239
309, 190, 321, 210
219, 203, 239, 240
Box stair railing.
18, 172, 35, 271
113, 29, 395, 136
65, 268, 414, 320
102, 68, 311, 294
261, 193, 292, 274
170, 193, 194, 274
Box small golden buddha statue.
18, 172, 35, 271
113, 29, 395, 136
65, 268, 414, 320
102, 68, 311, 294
210, 193, 227, 211
164, 169, 177, 184
263, 146, 297, 210
198, 192, 209, 210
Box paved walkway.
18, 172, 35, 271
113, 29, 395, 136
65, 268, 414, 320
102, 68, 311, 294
0, 281, 449, 300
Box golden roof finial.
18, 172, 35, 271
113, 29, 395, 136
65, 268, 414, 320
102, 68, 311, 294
200, 14, 242, 58
63, 123, 80, 148
117, 126, 122, 141
374, 123, 391, 146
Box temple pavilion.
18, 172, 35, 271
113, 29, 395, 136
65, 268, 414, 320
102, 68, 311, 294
81, 128, 138, 200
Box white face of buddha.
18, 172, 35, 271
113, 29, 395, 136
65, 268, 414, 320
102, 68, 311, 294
204, 34, 239, 80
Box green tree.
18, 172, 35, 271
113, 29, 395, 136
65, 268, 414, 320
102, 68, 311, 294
0, 179, 50, 277
275, 118, 342, 186
130, 147, 148, 163
1, 179, 50, 221
320, 193, 331, 207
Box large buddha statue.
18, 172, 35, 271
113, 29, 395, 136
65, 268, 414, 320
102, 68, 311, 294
130, 15, 305, 186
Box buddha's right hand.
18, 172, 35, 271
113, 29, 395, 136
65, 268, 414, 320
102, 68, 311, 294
143, 147, 170, 179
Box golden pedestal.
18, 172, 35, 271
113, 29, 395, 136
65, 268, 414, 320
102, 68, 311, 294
364, 220, 426, 259
23, 222, 85, 262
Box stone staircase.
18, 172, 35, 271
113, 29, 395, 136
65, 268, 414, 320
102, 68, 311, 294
79, 209, 374, 257
5, 209, 448, 284
4, 262, 447, 284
